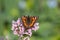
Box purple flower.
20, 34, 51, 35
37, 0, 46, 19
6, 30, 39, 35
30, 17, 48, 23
24, 29, 32, 37
32, 23, 39, 31
11, 18, 25, 37
18, 26, 25, 37
11, 18, 39, 37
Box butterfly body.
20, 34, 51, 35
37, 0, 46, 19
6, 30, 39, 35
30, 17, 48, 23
21, 16, 38, 29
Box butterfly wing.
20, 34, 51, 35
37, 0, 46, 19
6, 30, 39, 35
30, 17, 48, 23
21, 16, 28, 28
29, 16, 38, 28
21, 16, 38, 29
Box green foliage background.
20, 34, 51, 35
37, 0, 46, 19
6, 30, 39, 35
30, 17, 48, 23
0, 0, 60, 40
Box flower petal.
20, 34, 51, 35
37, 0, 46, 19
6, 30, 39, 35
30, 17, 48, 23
17, 18, 21, 26
19, 26, 25, 34
12, 18, 25, 37
13, 31, 18, 35
24, 29, 32, 37
32, 23, 39, 31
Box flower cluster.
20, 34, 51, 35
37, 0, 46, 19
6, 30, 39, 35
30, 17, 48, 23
11, 18, 39, 40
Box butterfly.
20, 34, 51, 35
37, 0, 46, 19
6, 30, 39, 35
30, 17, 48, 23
21, 16, 38, 29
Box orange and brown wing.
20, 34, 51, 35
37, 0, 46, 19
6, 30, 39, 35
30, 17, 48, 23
21, 16, 38, 29
29, 16, 37, 27
21, 16, 28, 28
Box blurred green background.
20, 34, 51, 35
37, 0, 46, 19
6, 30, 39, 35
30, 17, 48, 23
0, 0, 60, 40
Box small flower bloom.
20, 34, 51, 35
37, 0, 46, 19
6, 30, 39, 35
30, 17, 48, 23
11, 18, 25, 37
11, 20, 18, 30
32, 23, 39, 31
16, 18, 21, 26
19, 26, 25, 37
11, 18, 39, 38
13, 31, 18, 35
24, 29, 32, 37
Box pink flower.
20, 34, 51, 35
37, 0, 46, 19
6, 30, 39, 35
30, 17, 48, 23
24, 29, 32, 37
13, 30, 18, 35
11, 18, 39, 37
11, 20, 17, 30
18, 26, 25, 37
32, 23, 39, 31
11, 18, 25, 37
16, 18, 21, 26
